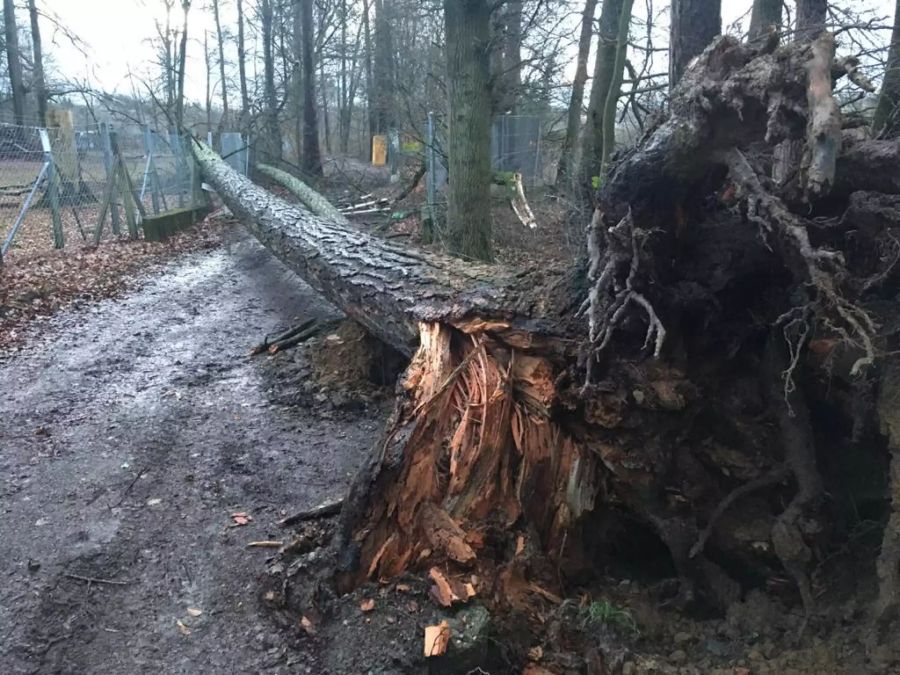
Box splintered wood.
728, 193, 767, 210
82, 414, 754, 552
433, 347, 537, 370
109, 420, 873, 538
424, 621, 451, 657
350, 322, 598, 590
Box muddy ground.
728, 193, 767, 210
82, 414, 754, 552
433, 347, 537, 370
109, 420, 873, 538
0, 228, 387, 674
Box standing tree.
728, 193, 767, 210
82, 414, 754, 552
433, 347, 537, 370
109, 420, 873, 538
4, 0, 27, 125
493, 0, 522, 114
556, 0, 598, 186
796, 0, 827, 39
300, 0, 323, 175
748, 0, 782, 42
236, 0, 250, 128
668, 0, 721, 88
575, 0, 626, 200
174, 0, 191, 129
211, 0, 229, 132
873, 0, 900, 137
27, 0, 47, 126
443, 0, 493, 261
600, 0, 634, 176
260, 0, 283, 163
372, 0, 395, 136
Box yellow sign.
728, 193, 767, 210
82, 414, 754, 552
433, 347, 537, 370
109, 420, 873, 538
372, 134, 387, 166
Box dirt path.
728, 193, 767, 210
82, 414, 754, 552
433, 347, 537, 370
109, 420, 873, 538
0, 231, 383, 674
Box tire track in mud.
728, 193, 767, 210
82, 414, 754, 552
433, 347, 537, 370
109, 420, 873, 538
0, 231, 385, 674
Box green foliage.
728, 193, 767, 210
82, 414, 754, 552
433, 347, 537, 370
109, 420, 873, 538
581, 600, 639, 633
591, 175, 602, 190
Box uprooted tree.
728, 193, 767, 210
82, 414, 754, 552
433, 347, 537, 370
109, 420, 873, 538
194, 32, 900, 626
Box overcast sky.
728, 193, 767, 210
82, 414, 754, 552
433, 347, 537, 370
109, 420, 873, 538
38, 0, 897, 106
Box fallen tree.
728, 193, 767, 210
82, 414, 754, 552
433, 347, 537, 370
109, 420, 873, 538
193, 31, 900, 629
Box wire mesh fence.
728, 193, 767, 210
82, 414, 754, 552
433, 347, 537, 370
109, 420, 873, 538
423, 112, 545, 229
0, 118, 241, 263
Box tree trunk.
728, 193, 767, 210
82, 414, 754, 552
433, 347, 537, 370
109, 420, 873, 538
362, 0, 376, 147
492, 0, 522, 114
600, 0, 635, 176
205, 30, 213, 134
574, 0, 625, 201
260, 0, 283, 164
556, 0, 598, 187
3, 0, 26, 126
26, 0, 47, 126
748, 0, 782, 42
372, 0, 395, 135
444, 0, 494, 262
237, 0, 250, 128
212, 0, 229, 132
195, 32, 900, 623
668, 0, 721, 89
175, 1, 190, 129
873, 0, 900, 137
301, 0, 323, 175
795, 0, 827, 40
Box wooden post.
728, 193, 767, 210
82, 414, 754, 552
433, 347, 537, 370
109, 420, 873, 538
108, 131, 139, 239
101, 123, 121, 235
39, 128, 64, 249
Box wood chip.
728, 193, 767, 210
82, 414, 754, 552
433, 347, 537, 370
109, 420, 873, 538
429, 567, 456, 607
176, 619, 191, 636
423, 620, 450, 657
300, 615, 317, 635
360, 598, 375, 612
395, 583, 411, 592
230, 512, 252, 526
186, 607, 203, 617
246, 540, 282, 549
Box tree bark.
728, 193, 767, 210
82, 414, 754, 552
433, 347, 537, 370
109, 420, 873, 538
575, 0, 625, 200
372, 0, 395, 134
192, 140, 566, 356
600, 0, 635, 176
444, 0, 494, 261
300, 0, 323, 175
26, 0, 47, 126
748, 0, 782, 42
175, 1, 190, 129
3, 0, 26, 126
492, 0, 522, 114
237, 0, 250, 128
795, 0, 827, 40
260, 0, 283, 163
212, 0, 229, 132
668, 0, 721, 89
873, 0, 900, 137
556, 0, 598, 187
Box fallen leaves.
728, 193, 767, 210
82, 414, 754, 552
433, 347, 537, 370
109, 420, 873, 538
0, 214, 231, 351
176, 619, 191, 636
423, 620, 450, 657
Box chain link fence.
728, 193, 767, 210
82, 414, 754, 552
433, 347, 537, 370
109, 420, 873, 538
0, 118, 241, 262
424, 112, 545, 228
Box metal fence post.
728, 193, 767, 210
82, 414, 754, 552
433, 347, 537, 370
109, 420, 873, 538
141, 125, 162, 214
39, 128, 64, 249
101, 123, 121, 235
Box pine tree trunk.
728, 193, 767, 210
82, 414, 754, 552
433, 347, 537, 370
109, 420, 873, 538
556, 0, 598, 187
668, 0, 721, 88
444, 0, 494, 262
